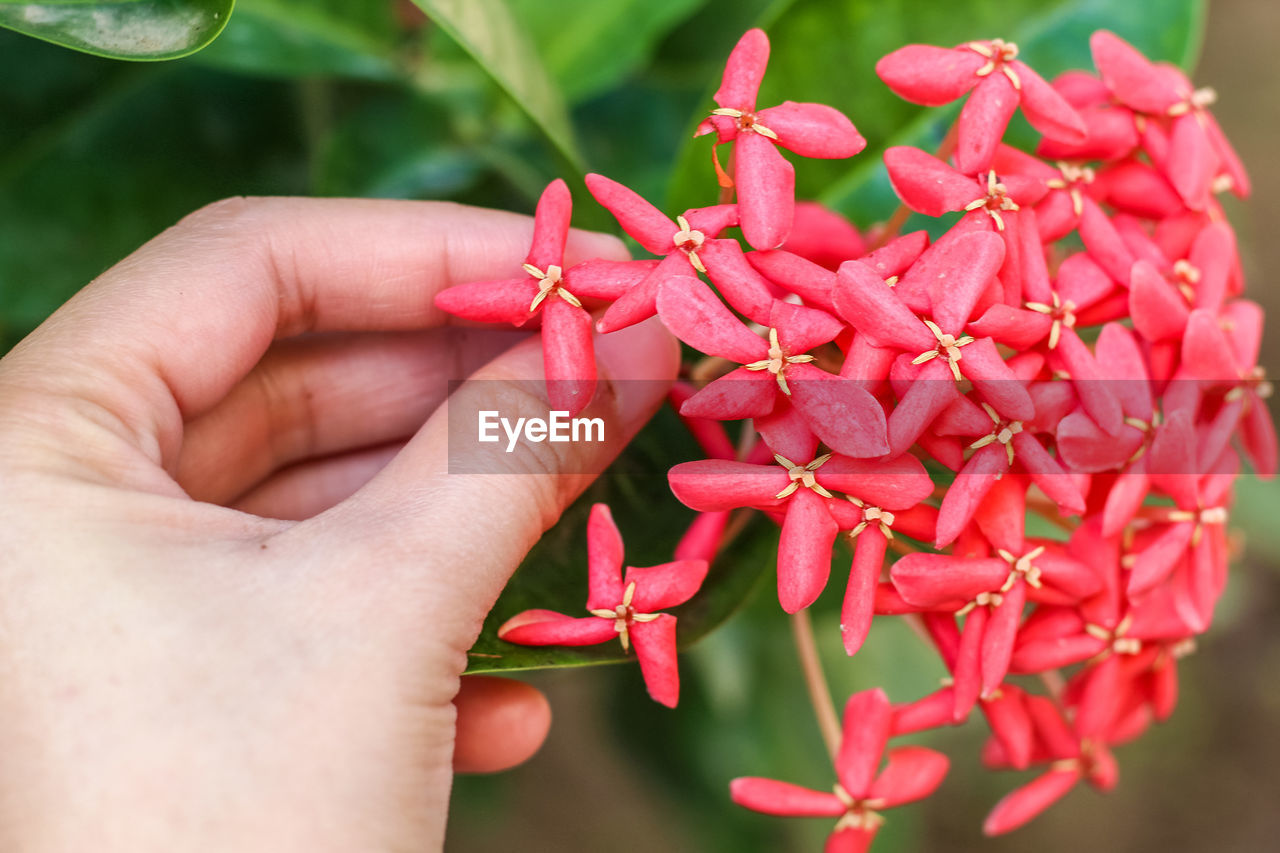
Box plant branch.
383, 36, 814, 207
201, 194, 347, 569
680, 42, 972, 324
790, 609, 841, 761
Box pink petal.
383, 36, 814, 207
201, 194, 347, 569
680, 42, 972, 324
1222, 299, 1264, 367
749, 249, 838, 310
656, 275, 767, 363
680, 369, 778, 420
1094, 322, 1154, 417
1181, 308, 1240, 381
1014, 432, 1085, 514
955, 73, 1019, 174
1052, 328, 1124, 436
869, 746, 949, 807
820, 452, 935, 509
876, 44, 985, 104
1057, 252, 1115, 311
1078, 197, 1136, 284
1102, 466, 1151, 537
674, 510, 730, 564
789, 366, 891, 459
498, 610, 618, 646
777, 488, 839, 613
756, 401, 821, 463
542, 298, 595, 415
526, 178, 572, 270
434, 277, 540, 326
631, 614, 681, 707
729, 777, 844, 817
859, 230, 931, 279
1188, 222, 1235, 312
968, 304, 1053, 350
1073, 654, 1122, 741
1057, 410, 1144, 473
825, 826, 877, 853
953, 606, 988, 721
1127, 522, 1195, 596
836, 688, 893, 798
756, 101, 866, 158
960, 337, 1035, 422
833, 259, 935, 351
774, 300, 845, 353
596, 252, 682, 333
1242, 397, 1279, 477
625, 559, 709, 612
715, 28, 769, 110
736, 131, 795, 250
1203, 111, 1250, 197
925, 231, 1005, 331
680, 368, 778, 420
888, 359, 961, 456
668, 459, 788, 511
584, 173, 675, 255
983, 769, 1081, 836
684, 203, 741, 238
936, 444, 1009, 547
1090, 30, 1181, 113
891, 554, 1010, 608
1167, 113, 1215, 210
982, 579, 1025, 696
1012, 61, 1086, 143
566, 258, 660, 301
586, 503, 625, 610
884, 146, 980, 214
842, 526, 887, 656
974, 474, 1026, 554
982, 688, 1034, 770
1129, 260, 1190, 343
700, 237, 777, 324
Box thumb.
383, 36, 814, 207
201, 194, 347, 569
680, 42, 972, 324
308, 315, 679, 638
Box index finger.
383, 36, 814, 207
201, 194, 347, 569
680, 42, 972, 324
0, 196, 628, 478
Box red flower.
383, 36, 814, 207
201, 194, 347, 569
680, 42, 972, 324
585, 173, 777, 332
698, 28, 867, 249
434, 179, 655, 414
731, 689, 949, 851
877, 39, 1086, 173
497, 504, 708, 707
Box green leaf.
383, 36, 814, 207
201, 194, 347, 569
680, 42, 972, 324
191, 0, 398, 79
666, 0, 1205, 224
505, 0, 707, 103
410, 0, 586, 173
0, 0, 235, 60
464, 410, 773, 675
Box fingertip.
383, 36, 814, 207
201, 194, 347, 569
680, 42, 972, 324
452, 676, 551, 774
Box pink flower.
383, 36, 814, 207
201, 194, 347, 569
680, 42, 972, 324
497, 504, 708, 707
731, 689, 949, 851
877, 39, 1086, 173
434, 179, 655, 414
698, 28, 867, 249
585, 173, 777, 332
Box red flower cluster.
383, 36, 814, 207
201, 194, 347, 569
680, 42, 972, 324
437, 27, 1271, 847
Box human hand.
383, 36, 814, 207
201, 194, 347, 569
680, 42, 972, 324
0, 197, 677, 851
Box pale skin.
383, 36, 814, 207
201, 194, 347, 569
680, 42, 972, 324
0, 197, 679, 851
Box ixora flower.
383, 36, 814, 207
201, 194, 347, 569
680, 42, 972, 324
497, 504, 708, 708
697, 28, 867, 249
433, 179, 655, 414
731, 689, 949, 850
463, 22, 1269, 851
876, 38, 1086, 174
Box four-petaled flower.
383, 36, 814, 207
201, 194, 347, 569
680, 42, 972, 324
497, 504, 708, 708
731, 689, 949, 851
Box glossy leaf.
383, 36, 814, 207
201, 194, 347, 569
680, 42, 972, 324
411, 0, 586, 172
0, 0, 234, 60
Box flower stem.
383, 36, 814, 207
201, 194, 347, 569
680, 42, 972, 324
790, 609, 841, 761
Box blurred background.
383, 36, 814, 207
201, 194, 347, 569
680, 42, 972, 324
1, 1, 1276, 851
